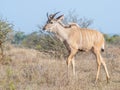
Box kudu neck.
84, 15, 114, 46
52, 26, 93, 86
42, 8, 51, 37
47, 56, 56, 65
53, 22, 69, 41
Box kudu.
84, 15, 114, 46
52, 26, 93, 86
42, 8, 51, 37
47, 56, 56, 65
43, 12, 110, 83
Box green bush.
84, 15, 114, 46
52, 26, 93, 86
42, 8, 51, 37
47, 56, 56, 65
104, 34, 120, 45
22, 31, 68, 58
0, 18, 13, 60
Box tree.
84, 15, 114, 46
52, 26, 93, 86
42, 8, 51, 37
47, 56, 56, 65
12, 31, 26, 45
22, 31, 40, 48
64, 10, 93, 28
0, 18, 13, 59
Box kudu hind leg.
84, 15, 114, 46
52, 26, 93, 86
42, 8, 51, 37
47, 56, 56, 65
100, 55, 110, 82
93, 49, 101, 83
71, 57, 75, 75
96, 54, 101, 83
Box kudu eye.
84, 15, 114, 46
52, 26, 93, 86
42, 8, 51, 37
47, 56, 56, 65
50, 22, 53, 24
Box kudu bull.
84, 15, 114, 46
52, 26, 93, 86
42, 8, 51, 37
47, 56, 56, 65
43, 12, 110, 83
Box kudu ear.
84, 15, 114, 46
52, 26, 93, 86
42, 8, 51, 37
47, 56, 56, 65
56, 15, 64, 22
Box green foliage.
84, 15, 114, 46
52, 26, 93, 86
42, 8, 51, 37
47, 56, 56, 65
104, 34, 111, 42
9, 82, 15, 90
12, 31, 26, 45
104, 34, 120, 45
22, 31, 40, 48
38, 33, 68, 58
22, 31, 68, 58
0, 18, 13, 60
0, 18, 13, 44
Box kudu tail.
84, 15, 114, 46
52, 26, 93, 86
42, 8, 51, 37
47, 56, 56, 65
101, 43, 105, 52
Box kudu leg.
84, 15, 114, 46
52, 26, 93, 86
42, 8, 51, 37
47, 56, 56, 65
93, 49, 101, 83
94, 49, 110, 83
95, 53, 101, 83
71, 57, 75, 75
66, 49, 77, 75
100, 55, 110, 82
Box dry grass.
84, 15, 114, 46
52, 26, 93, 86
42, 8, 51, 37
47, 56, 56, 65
0, 45, 120, 90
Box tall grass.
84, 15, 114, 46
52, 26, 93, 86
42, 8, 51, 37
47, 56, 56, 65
0, 45, 120, 90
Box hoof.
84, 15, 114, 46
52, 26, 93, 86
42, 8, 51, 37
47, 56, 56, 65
107, 77, 110, 83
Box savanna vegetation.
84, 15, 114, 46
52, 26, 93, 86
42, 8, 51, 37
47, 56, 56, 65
0, 11, 120, 90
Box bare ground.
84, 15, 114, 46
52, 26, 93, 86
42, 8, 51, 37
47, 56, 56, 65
0, 45, 120, 90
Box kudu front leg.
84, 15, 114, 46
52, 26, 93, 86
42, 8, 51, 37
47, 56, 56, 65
66, 49, 77, 75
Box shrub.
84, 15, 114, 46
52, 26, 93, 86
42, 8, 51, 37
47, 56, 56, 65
0, 18, 13, 61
